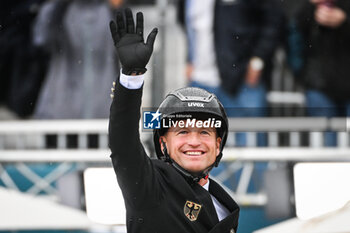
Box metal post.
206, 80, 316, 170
151, 0, 168, 107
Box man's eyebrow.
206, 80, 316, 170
200, 128, 216, 132
167, 127, 185, 132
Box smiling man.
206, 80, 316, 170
109, 8, 239, 233
160, 124, 221, 180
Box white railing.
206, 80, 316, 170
0, 118, 349, 206
0, 117, 349, 149
0, 120, 109, 150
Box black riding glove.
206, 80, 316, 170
110, 8, 158, 75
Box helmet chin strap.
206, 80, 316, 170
161, 139, 219, 184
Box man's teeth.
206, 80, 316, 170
185, 151, 202, 155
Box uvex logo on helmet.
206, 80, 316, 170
188, 102, 204, 107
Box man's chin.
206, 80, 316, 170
183, 165, 206, 174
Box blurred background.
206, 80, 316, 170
1, 0, 350, 232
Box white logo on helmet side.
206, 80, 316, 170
188, 102, 204, 107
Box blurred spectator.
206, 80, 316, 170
181, 0, 285, 146
290, 0, 350, 146
33, 0, 123, 119
0, 0, 48, 118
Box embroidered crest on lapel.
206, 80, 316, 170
184, 200, 202, 221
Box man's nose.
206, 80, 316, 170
187, 132, 201, 146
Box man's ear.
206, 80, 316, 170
216, 137, 222, 157
159, 136, 166, 153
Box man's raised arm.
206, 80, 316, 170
108, 8, 158, 203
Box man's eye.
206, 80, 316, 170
178, 130, 188, 135
200, 130, 210, 135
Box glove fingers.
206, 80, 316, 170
116, 11, 126, 37
109, 21, 120, 45
146, 28, 158, 48
136, 12, 144, 38
125, 8, 135, 33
